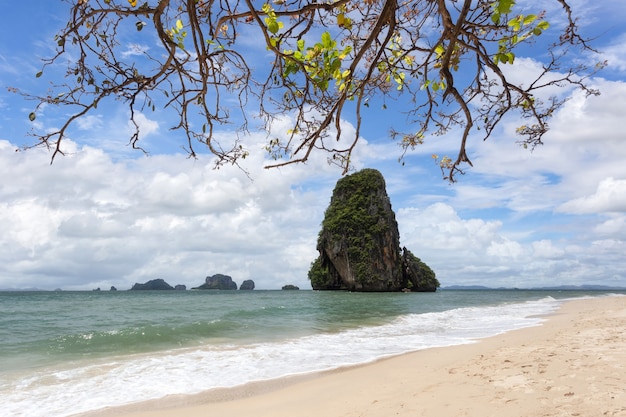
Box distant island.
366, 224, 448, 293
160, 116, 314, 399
282, 285, 300, 290
128, 275, 256, 291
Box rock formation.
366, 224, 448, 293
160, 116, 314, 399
174, 284, 187, 291
282, 284, 300, 290
194, 274, 238, 290
240, 280, 255, 290
309, 168, 439, 292
401, 247, 439, 292
130, 278, 175, 290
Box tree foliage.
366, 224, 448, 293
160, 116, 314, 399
17, 0, 603, 180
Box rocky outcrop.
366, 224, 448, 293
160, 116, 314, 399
110, 286, 117, 291
130, 278, 175, 290
282, 284, 300, 290
401, 247, 438, 292
309, 169, 439, 292
194, 274, 238, 290
174, 284, 187, 291
240, 280, 255, 290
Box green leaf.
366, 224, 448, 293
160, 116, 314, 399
435, 44, 445, 58
506, 52, 515, 63
523, 14, 537, 25
28, 112, 36, 121
507, 17, 520, 31
337, 13, 345, 27
537, 21, 550, 31
136, 21, 146, 31
321, 31, 332, 48
268, 20, 279, 34
35, 71, 43, 78
496, 0, 515, 15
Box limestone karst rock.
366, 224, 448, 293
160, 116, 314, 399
309, 169, 438, 292
130, 278, 175, 290
240, 280, 255, 290
193, 274, 238, 290
281, 284, 300, 290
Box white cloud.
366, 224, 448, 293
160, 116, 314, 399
559, 177, 626, 214
452, 79, 626, 213
593, 215, 626, 237
121, 43, 150, 58
76, 115, 104, 131
601, 33, 626, 72
531, 240, 565, 259
395, 200, 625, 288
130, 112, 160, 138
0, 138, 335, 290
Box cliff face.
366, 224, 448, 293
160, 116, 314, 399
309, 169, 439, 292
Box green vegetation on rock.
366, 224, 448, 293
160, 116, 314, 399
310, 169, 438, 292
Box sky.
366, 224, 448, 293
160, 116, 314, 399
1, 1, 625, 291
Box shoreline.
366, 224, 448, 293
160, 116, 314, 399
78, 295, 626, 417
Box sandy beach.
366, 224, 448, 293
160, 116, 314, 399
83, 295, 626, 417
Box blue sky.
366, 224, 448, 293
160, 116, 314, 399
1, 1, 625, 290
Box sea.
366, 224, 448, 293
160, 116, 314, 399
1, 289, 624, 417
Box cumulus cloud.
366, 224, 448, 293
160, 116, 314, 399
559, 177, 626, 214
0, 138, 335, 290
395, 200, 625, 288
453, 79, 626, 212
385, 78, 626, 288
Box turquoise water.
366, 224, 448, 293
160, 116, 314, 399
1, 289, 623, 416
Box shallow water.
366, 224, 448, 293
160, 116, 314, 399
1, 289, 623, 417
